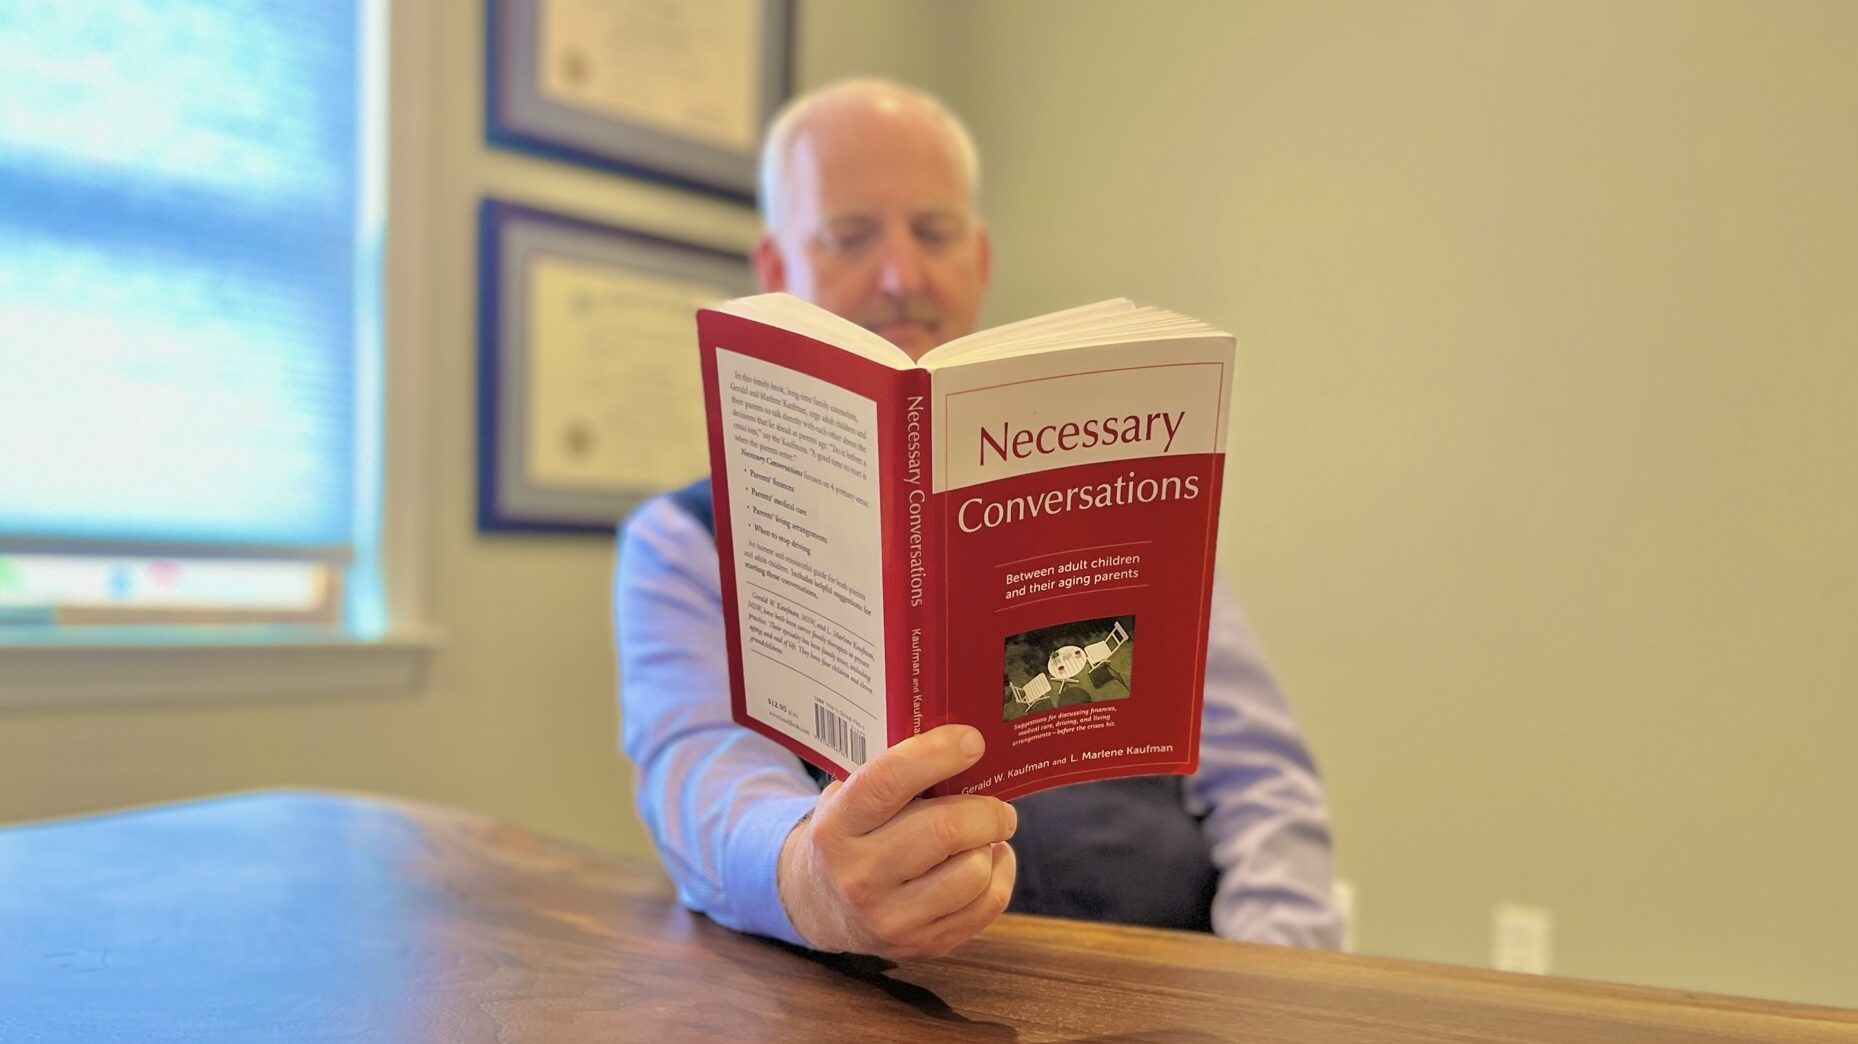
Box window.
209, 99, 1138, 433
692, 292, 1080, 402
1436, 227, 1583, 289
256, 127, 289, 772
0, 0, 387, 644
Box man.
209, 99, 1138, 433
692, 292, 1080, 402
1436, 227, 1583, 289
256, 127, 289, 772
616, 79, 1341, 959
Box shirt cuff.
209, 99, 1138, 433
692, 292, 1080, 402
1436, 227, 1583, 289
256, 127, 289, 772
724, 791, 819, 947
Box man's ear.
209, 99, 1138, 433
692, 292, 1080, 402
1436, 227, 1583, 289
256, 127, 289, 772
753, 234, 786, 292
977, 225, 993, 291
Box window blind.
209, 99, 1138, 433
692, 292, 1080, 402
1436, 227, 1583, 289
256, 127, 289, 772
0, 0, 375, 560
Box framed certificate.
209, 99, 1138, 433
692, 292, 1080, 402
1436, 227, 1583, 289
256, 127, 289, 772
486, 0, 792, 198
477, 199, 757, 534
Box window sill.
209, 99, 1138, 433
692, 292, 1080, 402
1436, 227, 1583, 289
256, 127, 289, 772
0, 629, 444, 712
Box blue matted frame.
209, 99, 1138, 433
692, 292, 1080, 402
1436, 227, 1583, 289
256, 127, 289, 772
476, 198, 757, 535
485, 0, 793, 199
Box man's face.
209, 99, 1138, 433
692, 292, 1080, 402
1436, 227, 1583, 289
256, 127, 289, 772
757, 100, 990, 360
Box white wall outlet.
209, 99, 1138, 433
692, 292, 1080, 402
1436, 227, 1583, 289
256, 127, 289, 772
1492, 902, 1554, 974
1332, 878, 1356, 953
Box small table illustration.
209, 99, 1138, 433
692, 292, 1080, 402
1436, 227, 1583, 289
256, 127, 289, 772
1047, 645, 1088, 694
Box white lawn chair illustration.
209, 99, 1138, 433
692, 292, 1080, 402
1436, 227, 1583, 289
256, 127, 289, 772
1084, 621, 1130, 687
1009, 672, 1055, 709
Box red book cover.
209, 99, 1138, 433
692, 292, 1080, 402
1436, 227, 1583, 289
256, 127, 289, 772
698, 297, 1233, 801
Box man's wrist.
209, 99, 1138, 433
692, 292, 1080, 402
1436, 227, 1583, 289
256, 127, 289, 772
724, 792, 818, 947
775, 811, 840, 952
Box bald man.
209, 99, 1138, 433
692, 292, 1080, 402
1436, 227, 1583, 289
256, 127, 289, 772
616, 79, 1341, 959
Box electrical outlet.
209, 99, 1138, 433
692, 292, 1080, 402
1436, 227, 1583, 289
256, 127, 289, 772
1492, 902, 1553, 974
1332, 878, 1356, 953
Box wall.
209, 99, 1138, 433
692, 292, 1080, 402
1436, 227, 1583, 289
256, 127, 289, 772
906, 0, 1858, 1008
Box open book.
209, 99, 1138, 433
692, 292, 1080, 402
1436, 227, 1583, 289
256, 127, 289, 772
696, 294, 1234, 801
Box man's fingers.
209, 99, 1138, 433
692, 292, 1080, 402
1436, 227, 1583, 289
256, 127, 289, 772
869, 795, 1017, 883
908, 842, 1017, 957
885, 845, 996, 929
817, 725, 984, 837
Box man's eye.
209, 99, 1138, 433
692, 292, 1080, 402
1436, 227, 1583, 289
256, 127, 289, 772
914, 219, 962, 249
821, 225, 877, 254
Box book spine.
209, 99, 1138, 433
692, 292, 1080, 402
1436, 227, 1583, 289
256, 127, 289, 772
891, 368, 941, 745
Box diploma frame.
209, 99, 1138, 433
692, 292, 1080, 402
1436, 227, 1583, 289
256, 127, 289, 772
486, 0, 793, 199
477, 199, 757, 534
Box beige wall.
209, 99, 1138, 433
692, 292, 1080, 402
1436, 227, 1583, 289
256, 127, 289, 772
5, 0, 1854, 1013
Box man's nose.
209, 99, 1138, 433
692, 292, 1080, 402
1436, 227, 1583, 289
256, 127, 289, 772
873, 227, 927, 297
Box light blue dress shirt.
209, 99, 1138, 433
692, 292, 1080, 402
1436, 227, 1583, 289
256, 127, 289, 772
615, 494, 1344, 948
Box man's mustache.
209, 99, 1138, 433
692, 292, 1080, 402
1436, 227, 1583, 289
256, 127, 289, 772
855, 298, 941, 331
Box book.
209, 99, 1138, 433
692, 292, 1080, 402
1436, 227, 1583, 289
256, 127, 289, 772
696, 293, 1235, 801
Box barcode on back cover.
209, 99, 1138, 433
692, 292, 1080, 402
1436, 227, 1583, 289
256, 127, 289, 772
813, 702, 866, 766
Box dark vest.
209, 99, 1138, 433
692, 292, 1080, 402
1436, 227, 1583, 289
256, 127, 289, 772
669, 478, 1217, 931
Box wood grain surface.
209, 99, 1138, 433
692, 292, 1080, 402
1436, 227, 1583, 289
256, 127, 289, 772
1, 790, 1852, 1043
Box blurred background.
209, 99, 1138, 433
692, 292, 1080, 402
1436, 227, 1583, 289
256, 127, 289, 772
2, 0, 1853, 1010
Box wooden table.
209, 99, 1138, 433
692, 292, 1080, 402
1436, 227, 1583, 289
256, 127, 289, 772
2, 791, 1852, 1043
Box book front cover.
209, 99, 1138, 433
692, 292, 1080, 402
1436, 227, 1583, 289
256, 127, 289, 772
926, 337, 1234, 799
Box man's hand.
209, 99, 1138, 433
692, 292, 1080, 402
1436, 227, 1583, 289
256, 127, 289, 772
777, 724, 1017, 959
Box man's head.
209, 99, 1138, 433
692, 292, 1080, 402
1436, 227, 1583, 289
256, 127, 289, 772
755, 79, 990, 360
